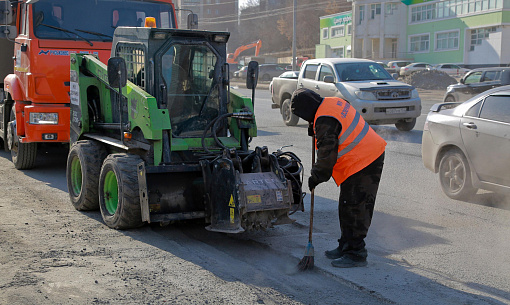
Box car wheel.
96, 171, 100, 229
438, 149, 477, 200
281, 99, 299, 126
444, 95, 455, 103
395, 118, 416, 131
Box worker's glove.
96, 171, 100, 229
307, 122, 315, 137
308, 176, 320, 192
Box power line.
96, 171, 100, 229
199, 1, 351, 24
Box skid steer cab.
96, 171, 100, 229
66, 26, 304, 232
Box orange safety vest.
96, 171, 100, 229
314, 97, 386, 185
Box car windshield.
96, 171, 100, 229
161, 44, 220, 137
33, 0, 175, 41
336, 62, 392, 81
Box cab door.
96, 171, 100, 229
460, 93, 510, 186
298, 63, 319, 92
13, 2, 31, 102
316, 64, 339, 98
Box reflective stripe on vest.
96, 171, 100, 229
337, 115, 370, 159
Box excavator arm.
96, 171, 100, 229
227, 40, 261, 64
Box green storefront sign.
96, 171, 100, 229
320, 12, 352, 28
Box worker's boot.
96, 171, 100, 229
324, 239, 346, 259
331, 248, 367, 268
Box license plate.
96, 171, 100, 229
386, 107, 407, 114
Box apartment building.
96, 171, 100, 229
317, 0, 510, 66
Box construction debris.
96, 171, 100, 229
402, 70, 458, 90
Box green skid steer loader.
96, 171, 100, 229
66, 26, 304, 232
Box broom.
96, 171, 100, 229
298, 135, 315, 271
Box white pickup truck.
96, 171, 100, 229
271, 58, 422, 131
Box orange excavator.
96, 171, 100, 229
227, 40, 262, 64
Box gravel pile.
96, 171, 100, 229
402, 70, 458, 90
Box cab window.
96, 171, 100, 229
318, 65, 334, 82
303, 64, 318, 80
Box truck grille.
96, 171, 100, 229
375, 89, 411, 100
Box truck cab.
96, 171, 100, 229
0, 0, 176, 169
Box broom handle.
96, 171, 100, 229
309, 135, 315, 243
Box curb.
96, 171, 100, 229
230, 80, 270, 90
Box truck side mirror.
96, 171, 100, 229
107, 57, 127, 88
392, 73, 399, 80
501, 70, 510, 85
246, 61, 258, 90
0, 0, 13, 24
187, 13, 198, 29
323, 75, 335, 83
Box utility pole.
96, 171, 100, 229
292, 0, 297, 71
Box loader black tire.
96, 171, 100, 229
99, 154, 144, 229
66, 140, 108, 211
7, 106, 37, 169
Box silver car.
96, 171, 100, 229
400, 62, 431, 77
422, 85, 510, 200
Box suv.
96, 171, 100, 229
443, 67, 510, 103
259, 64, 285, 81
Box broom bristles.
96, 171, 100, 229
297, 242, 314, 270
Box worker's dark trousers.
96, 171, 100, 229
337, 152, 385, 257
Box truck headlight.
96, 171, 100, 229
411, 89, 420, 99
354, 90, 376, 100
29, 113, 58, 125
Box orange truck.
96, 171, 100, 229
0, 0, 177, 169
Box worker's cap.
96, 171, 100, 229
291, 88, 323, 123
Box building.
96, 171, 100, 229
352, 0, 408, 60
316, 12, 353, 58
317, 0, 510, 67
405, 0, 510, 67
175, 0, 238, 33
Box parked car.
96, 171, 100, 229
233, 66, 247, 78
259, 64, 285, 81
386, 60, 412, 74
400, 62, 432, 76
443, 67, 510, 103
269, 71, 299, 96
228, 63, 243, 79
429, 63, 470, 77
422, 85, 510, 200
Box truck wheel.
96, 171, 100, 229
67, 140, 108, 211
395, 118, 416, 131
7, 113, 37, 170
99, 154, 144, 229
438, 149, 477, 200
281, 99, 299, 126
444, 95, 455, 103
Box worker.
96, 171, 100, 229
291, 88, 386, 268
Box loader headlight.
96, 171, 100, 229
29, 112, 58, 125
354, 90, 376, 100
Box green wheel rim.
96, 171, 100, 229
104, 171, 119, 215
70, 157, 82, 196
